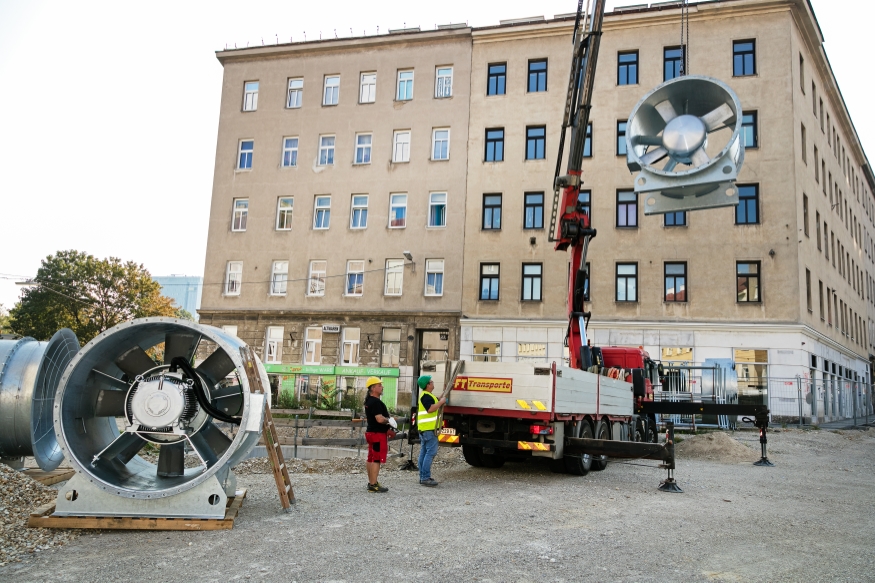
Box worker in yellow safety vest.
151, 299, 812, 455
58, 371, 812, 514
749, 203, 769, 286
416, 375, 446, 487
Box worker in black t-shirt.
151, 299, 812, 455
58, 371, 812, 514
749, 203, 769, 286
363, 376, 396, 493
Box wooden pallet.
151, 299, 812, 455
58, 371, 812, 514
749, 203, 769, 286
27, 489, 247, 531
23, 468, 75, 486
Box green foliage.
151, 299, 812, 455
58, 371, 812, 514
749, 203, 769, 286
174, 307, 196, 321
276, 388, 299, 410
9, 250, 176, 343
315, 379, 342, 410
0, 304, 10, 335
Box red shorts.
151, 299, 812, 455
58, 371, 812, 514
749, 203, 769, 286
365, 432, 388, 463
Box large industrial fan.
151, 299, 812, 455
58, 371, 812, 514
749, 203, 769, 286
625, 75, 745, 215
52, 318, 267, 519
0, 329, 80, 471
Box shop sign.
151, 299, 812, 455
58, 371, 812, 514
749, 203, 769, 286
322, 325, 341, 333
262, 364, 335, 375
334, 365, 400, 377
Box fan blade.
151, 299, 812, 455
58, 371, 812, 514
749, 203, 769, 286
115, 346, 157, 379
190, 422, 233, 467
211, 383, 244, 417
94, 389, 128, 417
702, 103, 734, 132
633, 135, 663, 147
157, 442, 186, 477
664, 159, 678, 172
90, 368, 130, 391
691, 147, 710, 167
655, 100, 678, 123
92, 432, 146, 465
196, 349, 236, 386
164, 332, 200, 365
640, 147, 669, 166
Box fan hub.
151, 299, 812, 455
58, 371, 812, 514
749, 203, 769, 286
129, 376, 187, 429
662, 114, 706, 158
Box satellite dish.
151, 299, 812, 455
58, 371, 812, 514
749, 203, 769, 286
626, 75, 745, 215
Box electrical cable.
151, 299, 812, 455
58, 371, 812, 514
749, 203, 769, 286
171, 356, 241, 425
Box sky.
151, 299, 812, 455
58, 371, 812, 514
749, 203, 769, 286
1, 0, 872, 311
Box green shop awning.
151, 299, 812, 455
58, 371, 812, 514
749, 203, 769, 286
263, 364, 400, 377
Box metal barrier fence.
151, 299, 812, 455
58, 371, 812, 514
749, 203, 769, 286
766, 377, 874, 427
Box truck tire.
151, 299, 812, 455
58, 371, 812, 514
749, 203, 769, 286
591, 419, 610, 471
634, 420, 645, 442
550, 458, 567, 473
462, 445, 485, 467
480, 449, 505, 469
645, 417, 658, 443
564, 421, 593, 476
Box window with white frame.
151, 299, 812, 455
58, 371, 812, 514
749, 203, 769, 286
242, 81, 258, 111
435, 67, 452, 98
354, 134, 372, 164
270, 261, 288, 295
397, 70, 413, 100
342, 328, 360, 365
238, 140, 253, 169
323, 75, 339, 105
389, 194, 407, 228
225, 261, 242, 295
350, 195, 368, 229
393, 131, 410, 162
282, 137, 298, 167
276, 197, 293, 230
221, 325, 238, 337
429, 192, 447, 227
360, 72, 376, 103
265, 326, 283, 363
385, 259, 404, 295
304, 327, 322, 364
381, 328, 401, 367
308, 260, 326, 296
425, 259, 444, 296
432, 128, 450, 160
313, 196, 331, 229
318, 135, 335, 166
346, 260, 365, 296
287, 78, 303, 108
231, 199, 248, 231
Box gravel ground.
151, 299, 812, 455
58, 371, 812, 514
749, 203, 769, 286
2, 427, 874, 582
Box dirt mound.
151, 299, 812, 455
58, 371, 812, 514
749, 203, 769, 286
675, 431, 756, 463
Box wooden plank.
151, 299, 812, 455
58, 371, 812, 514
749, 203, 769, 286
272, 409, 353, 418
23, 469, 76, 486
271, 418, 364, 428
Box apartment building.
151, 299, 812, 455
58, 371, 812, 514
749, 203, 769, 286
201, 0, 875, 416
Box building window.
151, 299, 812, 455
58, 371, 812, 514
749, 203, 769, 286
480, 264, 500, 300
380, 328, 401, 367
323, 75, 339, 105
616, 191, 638, 228
526, 126, 546, 160
389, 193, 407, 228
806, 268, 812, 312
799, 53, 805, 91
733, 40, 756, 77
265, 326, 283, 363
664, 262, 687, 302
483, 194, 502, 230
524, 192, 544, 229
664, 46, 684, 80
578, 190, 591, 219
432, 128, 450, 160
487, 63, 506, 95
342, 328, 360, 365
435, 67, 453, 98
393, 130, 410, 162
803, 194, 809, 237
238, 140, 253, 169
617, 51, 638, 85
313, 196, 331, 230
354, 134, 372, 165
304, 328, 322, 364
231, 198, 248, 232
425, 259, 444, 296
736, 261, 761, 302
617, 120, 627, 155
616, 263, 638, 302
242, 81, 258, 111
287, 78, 303, 108
270, 261, 288, 295
814, 146, 819, 182
429, 193, 447, 227
736, 184, 759, 225
819, 280, 824, 320
282, 137, 298, 167
485, 128, 504, 162
665, 211, 686, 227
528, 59, 547, 92
225, 261, 242, 296
397, 70, 414, 101
350, 195, 368, 229
815, 211, 821, 250
583, 123, 592, 157
276, 197, 293, 230
521, 263, 543, 301
318, 135, 335, 166
360, 72, 376, 103
307, 261, 326, 296
385, 259, 404, 296
346, 260, 364, 296
741, 112, 758, 148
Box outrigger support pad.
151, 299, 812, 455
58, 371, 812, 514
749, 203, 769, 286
657, 421, 683, 493
745, 412, 775, 467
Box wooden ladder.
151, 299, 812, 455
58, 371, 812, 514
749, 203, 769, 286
240, 347, 295, 511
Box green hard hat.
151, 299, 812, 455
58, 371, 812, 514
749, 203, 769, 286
417, 375, 432, 390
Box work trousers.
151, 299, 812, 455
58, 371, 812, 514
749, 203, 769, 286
418, 430, 439, 481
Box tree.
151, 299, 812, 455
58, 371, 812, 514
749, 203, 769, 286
9, 250, 176, 343
0, 304, 10, 335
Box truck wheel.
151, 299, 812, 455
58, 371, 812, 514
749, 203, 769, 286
646, 418, 658, 443
591, 420, 609, 471
564, 422, 592, 476
550, 458, 567, 473
480, 450, 505, 469
462, 445, 485, 467
634, 421, 645, 443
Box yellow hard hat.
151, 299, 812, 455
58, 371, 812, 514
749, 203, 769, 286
366, 376, 382, 388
